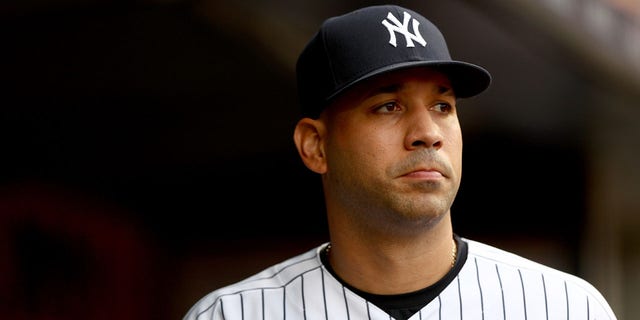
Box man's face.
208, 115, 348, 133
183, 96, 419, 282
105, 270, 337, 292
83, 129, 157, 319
320, 67, 463, 232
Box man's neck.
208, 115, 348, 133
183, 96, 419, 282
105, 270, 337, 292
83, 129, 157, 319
326, 214, 456, 295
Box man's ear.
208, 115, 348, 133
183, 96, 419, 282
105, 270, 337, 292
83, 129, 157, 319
293, 118, 327, 174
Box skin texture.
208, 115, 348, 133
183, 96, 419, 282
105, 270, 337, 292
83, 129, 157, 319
294, 67, 462, 295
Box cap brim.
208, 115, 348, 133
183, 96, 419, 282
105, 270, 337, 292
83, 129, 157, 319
326, 60, 491, 103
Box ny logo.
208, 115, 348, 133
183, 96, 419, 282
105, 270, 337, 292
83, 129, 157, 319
381, 11, 427, 48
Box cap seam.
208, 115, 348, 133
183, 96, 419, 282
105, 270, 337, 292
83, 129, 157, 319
319, 22, 338, 95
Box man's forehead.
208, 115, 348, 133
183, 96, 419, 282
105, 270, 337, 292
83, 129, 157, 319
354, 68, 454, 96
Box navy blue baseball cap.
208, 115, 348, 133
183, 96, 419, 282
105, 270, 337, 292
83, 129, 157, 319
296, 5, 492, 118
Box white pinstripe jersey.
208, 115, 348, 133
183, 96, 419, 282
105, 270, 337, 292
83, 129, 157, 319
183, 238, 617, 320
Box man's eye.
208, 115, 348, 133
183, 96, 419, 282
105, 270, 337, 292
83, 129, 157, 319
375, 102, 401, 113
432, 102, 452, 113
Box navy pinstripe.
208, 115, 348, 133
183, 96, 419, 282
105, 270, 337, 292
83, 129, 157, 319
518, 269, 527, 320
473, 258, 484, 320
541, 274, 548, 319
495, 264, 505, 320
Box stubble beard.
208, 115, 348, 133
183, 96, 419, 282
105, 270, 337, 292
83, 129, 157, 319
332, 175, 459, 238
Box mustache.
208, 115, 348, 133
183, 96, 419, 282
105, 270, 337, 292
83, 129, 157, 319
392, 149, 453, 177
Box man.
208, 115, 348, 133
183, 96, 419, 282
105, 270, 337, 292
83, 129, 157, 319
183, 5, 617, 319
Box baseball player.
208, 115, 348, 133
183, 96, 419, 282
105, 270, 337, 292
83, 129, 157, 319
183, 5, 618, 320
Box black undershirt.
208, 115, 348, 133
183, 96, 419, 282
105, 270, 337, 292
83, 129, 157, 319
320, 235, 468, 320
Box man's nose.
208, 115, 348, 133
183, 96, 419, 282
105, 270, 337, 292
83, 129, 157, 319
404, 108, 443, 150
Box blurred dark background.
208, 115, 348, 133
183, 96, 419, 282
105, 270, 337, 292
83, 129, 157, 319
1, 0, 639, 319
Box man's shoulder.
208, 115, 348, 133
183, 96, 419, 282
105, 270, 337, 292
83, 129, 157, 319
462, 237, 578, 277
234, 243, 325, 287
461, 237, 616, 318
183, 243, 325, 319
463, 237, 567, 271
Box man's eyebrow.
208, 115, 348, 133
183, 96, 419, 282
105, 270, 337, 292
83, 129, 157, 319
439, 85, 455, 96
368, 83, 402, 96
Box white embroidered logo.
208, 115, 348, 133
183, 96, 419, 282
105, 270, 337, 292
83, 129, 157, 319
381, 11, 427, 48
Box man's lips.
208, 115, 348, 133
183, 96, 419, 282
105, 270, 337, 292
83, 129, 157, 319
402, 169, 444, 179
